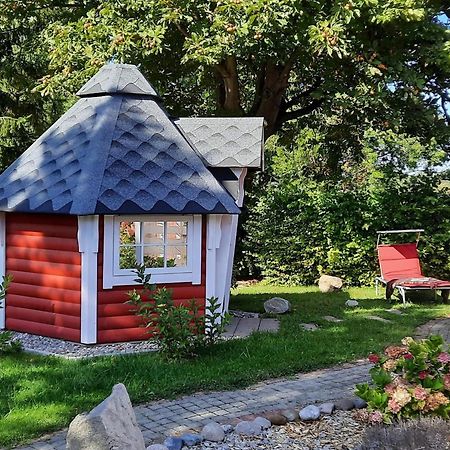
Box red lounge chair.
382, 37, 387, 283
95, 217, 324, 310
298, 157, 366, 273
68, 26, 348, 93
376, 229, 450, 304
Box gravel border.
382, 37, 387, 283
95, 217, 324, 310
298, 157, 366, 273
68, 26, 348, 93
10, 331, 158, 359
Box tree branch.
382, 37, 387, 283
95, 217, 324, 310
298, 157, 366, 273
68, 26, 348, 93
282, 79, 323, 111
279, 98, 323, 123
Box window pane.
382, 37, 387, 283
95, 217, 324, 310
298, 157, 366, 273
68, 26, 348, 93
167, 221, 188, 245
143, 246, 164, 268
166, 245, 187, 267
119, 246, 139, 269
142, 222, 164, 244
119, 221, 137, 245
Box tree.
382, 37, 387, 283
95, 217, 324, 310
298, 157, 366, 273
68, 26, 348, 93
33, 0, 450, 142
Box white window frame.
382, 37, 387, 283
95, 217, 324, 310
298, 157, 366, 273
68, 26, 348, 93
103, 215, 202, 288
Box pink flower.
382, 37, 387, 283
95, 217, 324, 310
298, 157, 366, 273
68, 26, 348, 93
384, 383, 396, 395
404, 353, 413, 360
368, 353, 380, 364
369, 411, 384, 423
418, 371, 428, 380
388, 398, 402, 413
444, 374, 450, 390
412, 386, 428, 401
437, 352, 450, 364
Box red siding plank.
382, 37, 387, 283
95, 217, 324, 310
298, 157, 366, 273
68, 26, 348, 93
6, 318, 80, 342
98, 328, 148, 343
5, 214, 82, 343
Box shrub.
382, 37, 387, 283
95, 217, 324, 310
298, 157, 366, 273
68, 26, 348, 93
356, 335, 450, 423
0, 274, 21, 355
126, 265, 229, 360
359, 417, 450, 450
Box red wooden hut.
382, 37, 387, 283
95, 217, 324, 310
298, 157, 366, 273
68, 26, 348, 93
0, 64, 264, 343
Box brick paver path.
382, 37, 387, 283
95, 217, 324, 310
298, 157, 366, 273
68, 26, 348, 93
11, 317, 450, 450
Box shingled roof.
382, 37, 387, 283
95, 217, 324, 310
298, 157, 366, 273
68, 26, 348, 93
176, 117, 264, 169
0, 63, 264, 215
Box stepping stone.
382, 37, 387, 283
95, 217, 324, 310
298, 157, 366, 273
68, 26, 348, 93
366, 315, 391, 323
345, 300, 359, 307
322, 316, 343, 323
385, 309, 403, 315
258, 319, 280, 333
300, 323, 319, 331
234, 318, 260, 337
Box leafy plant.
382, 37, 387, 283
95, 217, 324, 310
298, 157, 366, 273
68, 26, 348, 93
356, 335, 450, 423
0, 274, 21, 355
126, 265, 228, 360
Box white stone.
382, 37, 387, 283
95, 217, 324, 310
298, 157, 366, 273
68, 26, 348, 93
264, 297, 291, 314
318, 275, 343, 293
300, 323, 319, 331
201, 422, 225, 442
66, 383, 145, 450
319, 402, 335, 415
235, 420, 263, 436
253, 417, 271, 430
299, 405, 321, 421
147, 445, 169, 450
345, 300, 359, 307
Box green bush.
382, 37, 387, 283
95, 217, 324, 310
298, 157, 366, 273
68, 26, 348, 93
0, 274, 21, 355
240, 129, 450, 286
126, 265, 229, 361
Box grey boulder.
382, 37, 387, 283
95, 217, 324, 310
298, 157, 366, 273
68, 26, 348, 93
335, 398, 355, 411
253, 417, 271, 430
221, 424, 234, 434
318, 402, 335, 415
163, 437, 183, 450
147, 446, 169, 450
280, 408, 298, 422
299, 405, 321, 421
234, 420, 263, 436
264, 297, 291, 314
353, 398, 368, 409
201, 422, 225, 442
318, 275, 343, 293
66, 383, 145, 450
345, 299, 359, 307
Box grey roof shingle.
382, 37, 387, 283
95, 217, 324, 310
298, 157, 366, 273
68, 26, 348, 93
175, 117, 264, 169
0, 64, 243, 215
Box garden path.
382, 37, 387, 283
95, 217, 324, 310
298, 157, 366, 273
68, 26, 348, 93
11, 317, 450, 450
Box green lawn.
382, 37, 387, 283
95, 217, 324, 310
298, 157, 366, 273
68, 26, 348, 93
1, 285, 449, 448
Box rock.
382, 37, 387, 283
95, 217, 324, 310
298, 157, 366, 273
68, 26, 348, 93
385, 309, 403, 315
353, 398, 367, 409
66, 383, 145, 450
234, 420, 263, 436
345, 300, 359, 307
201, 422, 225, 442
264, 297, 291, 314
280, 408, 297, 422
221, 424, 234, 434
318, 402, 335, 415
299, 405, 321, 421
264, 412, 288, 426
322, 316, 343, 323
300, 323, 319, 331
147, 446, 169, 450
181, 433, 202, 447
162, 437, 183, 450
318, 275, 343, 293
366, 315, 391, 323
335, 398, 355, 411
253, 417, 271, 430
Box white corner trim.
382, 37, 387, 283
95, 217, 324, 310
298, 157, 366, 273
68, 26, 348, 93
205, 215, 222, 302
0, 213, 5, 330
103, 215, 202, 288
231, 168, 248, 207
78, 215, 99, 344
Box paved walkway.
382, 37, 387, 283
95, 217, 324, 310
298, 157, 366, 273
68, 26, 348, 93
11, 317, 450, 450
223, 317, 279, 338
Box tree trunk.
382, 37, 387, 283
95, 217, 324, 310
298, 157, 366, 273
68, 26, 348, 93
216, 56, 243, 116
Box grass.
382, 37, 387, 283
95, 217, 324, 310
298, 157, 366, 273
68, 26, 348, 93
1, 285, 449, 447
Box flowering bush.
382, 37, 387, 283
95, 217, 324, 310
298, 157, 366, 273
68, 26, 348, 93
356, 335, 450, 423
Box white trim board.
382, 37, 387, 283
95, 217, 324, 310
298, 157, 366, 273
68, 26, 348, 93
78, 215, 99, 344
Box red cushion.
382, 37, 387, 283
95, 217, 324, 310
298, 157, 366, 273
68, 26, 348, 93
378, 243, 423, 281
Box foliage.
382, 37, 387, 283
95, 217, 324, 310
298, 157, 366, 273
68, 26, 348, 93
0, 274, 21, 354
356, 335, 450, 423
359, 417, 450, 450
126, 264, 228, 360
240, 130, 450, 286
